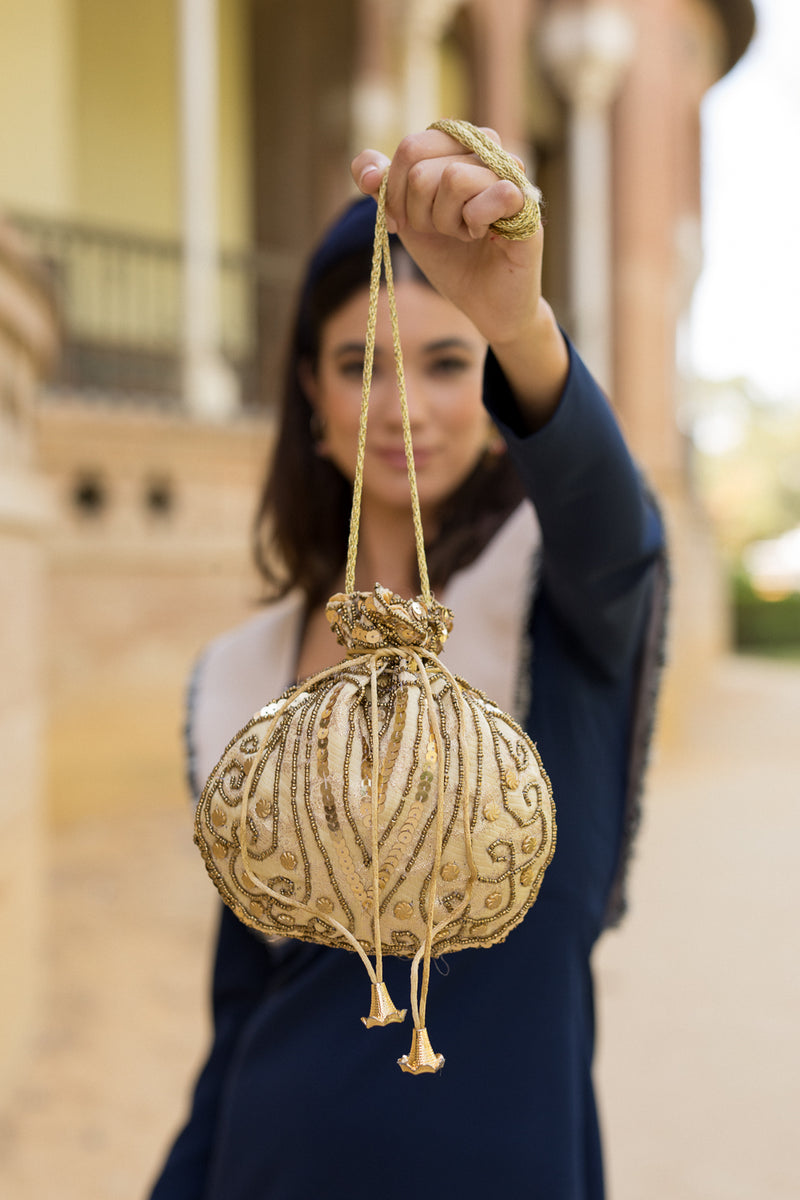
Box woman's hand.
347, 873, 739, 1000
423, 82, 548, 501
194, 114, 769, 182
351, 127, 569, 424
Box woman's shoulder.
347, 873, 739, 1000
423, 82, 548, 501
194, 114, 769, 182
442, 500, 540, 718
200, 592, 303, 677
187, 591, 305, 793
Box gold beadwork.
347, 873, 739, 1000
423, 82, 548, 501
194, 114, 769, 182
373, 732, 436, 897
317, 686, 371, 913
376, 686, 408, 804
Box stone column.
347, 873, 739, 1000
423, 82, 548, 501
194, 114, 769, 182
0, 218, 57, 1102
471, 0, 532, 158
352, 0, 398, 155
402, 0, 465, 134
540, 2, 635, 393
178, 0, 238, 419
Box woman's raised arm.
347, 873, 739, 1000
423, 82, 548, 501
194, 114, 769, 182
352, 127, 569, 427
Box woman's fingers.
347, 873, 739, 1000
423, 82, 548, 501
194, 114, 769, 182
430, 160, 509, 240
406, 158, 526, 242
461, 178, 529, 238
351, 129, 527, 242
387, 129, 484, 229
351, 149, 391, 196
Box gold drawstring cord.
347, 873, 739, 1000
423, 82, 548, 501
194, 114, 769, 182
362, 656, 407, 1028
234, 124, 539, 1068
347, 125, 537, 1067
398, 649, 477, 1074
369, 659, 383, 981
346, 123, 540, 599
344, 174, 431, 605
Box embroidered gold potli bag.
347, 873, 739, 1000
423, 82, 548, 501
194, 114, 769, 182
195, 121, 555, 1074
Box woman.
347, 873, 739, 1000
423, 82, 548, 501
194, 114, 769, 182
149, 126, 666, 1200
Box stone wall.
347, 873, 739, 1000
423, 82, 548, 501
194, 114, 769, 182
35, 401, 272, 823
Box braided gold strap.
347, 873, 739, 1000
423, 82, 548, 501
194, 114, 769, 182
345, 121, 540, 602
344, 174, 431, 604
427, 118, 542, 241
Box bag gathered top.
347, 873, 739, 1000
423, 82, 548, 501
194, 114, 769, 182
195, 120, 555, 1074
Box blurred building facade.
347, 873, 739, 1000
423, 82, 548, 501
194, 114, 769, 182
0, 218, 56, 1099
0, 0, 753, 1105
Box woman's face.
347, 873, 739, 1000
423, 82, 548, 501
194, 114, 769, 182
306, 278, 492, 521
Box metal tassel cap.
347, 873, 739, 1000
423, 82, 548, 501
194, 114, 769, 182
361, 982, 407, 1029
398, 1027, 445, 1075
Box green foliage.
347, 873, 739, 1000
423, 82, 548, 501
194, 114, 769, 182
688, 377, 800, 557
731, 568, 800, 650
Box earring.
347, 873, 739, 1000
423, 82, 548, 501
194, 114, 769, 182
484, 429, 505, 459
310, 412, 328, 455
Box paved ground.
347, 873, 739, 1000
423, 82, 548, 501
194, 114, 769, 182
0, 654, 797, 1199
595, 654, 800, 1200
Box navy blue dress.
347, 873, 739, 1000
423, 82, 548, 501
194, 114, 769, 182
149, 342, 665, 1200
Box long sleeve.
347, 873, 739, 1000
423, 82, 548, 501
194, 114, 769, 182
484, 337, 664, 679
485, 335, 667, 931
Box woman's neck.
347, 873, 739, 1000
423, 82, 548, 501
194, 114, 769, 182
296, 504, 431, 682
349, 503, 430, 598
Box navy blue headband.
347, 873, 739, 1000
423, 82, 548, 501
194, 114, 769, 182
294, 193, 416, 358
303, 195, 379, 287
294, 194, 385, 356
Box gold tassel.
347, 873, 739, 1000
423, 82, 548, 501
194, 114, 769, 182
362, 981, 407, 1028
398, 1027, 445, 1075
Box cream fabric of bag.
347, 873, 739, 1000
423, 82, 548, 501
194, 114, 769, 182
195, 139, 555, 1073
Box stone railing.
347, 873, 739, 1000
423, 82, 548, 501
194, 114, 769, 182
10, 213, 298, 409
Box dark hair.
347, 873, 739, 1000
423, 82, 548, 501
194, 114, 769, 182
253, 198, 525, 609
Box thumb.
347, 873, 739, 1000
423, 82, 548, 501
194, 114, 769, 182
351, 149, 391, 196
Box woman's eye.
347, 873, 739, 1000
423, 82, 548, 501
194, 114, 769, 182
337, 358, 365, 378
429, 356, 471, 377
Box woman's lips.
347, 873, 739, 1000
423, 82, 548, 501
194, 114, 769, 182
374, 447, 433, 470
